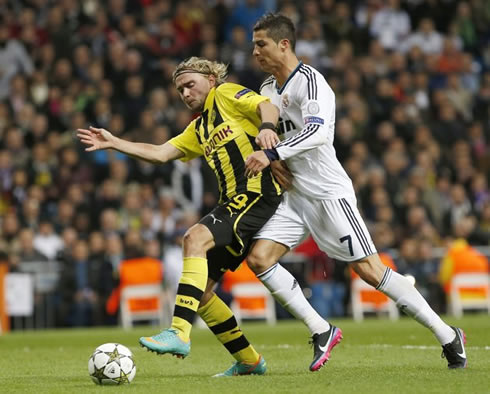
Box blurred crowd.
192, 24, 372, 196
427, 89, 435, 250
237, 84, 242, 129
0, 0, 489, 327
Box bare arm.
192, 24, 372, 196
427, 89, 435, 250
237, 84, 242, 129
77, 126, 184, 164
255, 101, 280, 149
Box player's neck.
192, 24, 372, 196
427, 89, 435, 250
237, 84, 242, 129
274, 56, 301, 87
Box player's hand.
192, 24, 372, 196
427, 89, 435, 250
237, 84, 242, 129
245, 151, 270, 177
77, 126, 115, 151
271, 160, 293, 190
255, 129, 279, 149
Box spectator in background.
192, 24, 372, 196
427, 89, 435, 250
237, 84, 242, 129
17, 227, 48, 263
369, 0, 411, 51
171, 160, 204, 213
0, 15, 34, 100
443, 184, 473, 234
57, 239, 104, 327
33, 220, 63, 261
401, 18, 443, 55
226, 0, 267, 41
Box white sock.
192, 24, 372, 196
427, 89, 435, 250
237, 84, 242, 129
257, 263, 330, 335
377, 268, 455, 345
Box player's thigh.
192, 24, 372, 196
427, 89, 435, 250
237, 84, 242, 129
200, 192, 280, 256
306, 196, 377, 262
253, 195, 309, 250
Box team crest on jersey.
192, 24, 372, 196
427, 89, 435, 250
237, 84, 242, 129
235, 88, 252, 99
282, 94, 290, 108
307, 101, 320, 115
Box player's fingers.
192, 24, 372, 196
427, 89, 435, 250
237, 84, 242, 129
76, 130, 93, 138
89, 126, 102, 133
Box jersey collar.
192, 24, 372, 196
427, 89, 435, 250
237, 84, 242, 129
203, 86, 216, 113
276, 61, 303, 94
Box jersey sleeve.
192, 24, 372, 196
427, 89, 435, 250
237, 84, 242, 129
168, 118, 203, 162
275, 72, 335, 160
216, 83, 270, 125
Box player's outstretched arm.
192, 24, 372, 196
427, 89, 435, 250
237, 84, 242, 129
77, 126, 184, 164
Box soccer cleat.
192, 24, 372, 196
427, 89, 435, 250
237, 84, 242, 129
441, 326, 467, 369
309, 325, 343, 372
139, 328, 190, 358
213, 355, 267, 377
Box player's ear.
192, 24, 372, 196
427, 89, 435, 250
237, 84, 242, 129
208, 74, 216, 88
279, 39, 290, 52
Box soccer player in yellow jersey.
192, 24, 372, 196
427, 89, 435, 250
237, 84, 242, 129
77, 57, 282, 376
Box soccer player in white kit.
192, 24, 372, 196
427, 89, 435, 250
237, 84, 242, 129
245, 13, 467, 370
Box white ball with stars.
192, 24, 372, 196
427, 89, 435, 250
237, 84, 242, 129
88, 343, 136, 385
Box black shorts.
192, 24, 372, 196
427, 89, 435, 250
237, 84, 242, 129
201, 191, 281, 281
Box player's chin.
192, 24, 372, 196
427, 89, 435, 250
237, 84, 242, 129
257, 59, 271, 72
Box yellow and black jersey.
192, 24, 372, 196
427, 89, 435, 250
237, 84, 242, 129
169, 83, 282, 203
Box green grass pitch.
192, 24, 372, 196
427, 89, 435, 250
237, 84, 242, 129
0, 314, 489, 393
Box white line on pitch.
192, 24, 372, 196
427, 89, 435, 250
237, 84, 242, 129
259, 344, 490, 350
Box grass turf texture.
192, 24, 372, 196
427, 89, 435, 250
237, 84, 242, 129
0, 314, 488, 394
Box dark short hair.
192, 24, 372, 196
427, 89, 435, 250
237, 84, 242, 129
253, 13, 296, 51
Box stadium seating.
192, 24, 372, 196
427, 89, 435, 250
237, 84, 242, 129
106, 257, 167, 328
448, 273, 490, 318
350, 253, 399, 321
223, 262, 276, 325
230, 282, 276, 325
120, 283, 167, 329
351, 276, 399, 321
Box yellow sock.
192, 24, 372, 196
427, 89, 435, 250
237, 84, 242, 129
198, 293, 260, 364
172, 256, 208, 341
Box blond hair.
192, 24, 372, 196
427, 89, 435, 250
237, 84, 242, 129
172, 57, 228, 85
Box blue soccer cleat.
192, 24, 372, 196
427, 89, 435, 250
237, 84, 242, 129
213, 355, 267, 377
139, 328, 190, 358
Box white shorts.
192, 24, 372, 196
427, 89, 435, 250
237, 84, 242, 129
254, 192, 377, 262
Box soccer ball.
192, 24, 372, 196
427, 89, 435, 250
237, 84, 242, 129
88, 343, 136, 385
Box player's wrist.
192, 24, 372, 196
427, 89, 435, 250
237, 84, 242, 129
259, 122, 276, 132
264, 147, 279, 162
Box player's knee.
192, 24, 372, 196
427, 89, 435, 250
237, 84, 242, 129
182, 225, 212, 254
247, 249, 276, 274
182, 228, 203, 254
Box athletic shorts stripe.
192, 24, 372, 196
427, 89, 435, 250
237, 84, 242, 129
341, 198, 373, 255
338, 198, 368, 256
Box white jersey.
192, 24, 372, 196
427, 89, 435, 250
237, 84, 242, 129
260, 62, 354, 200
